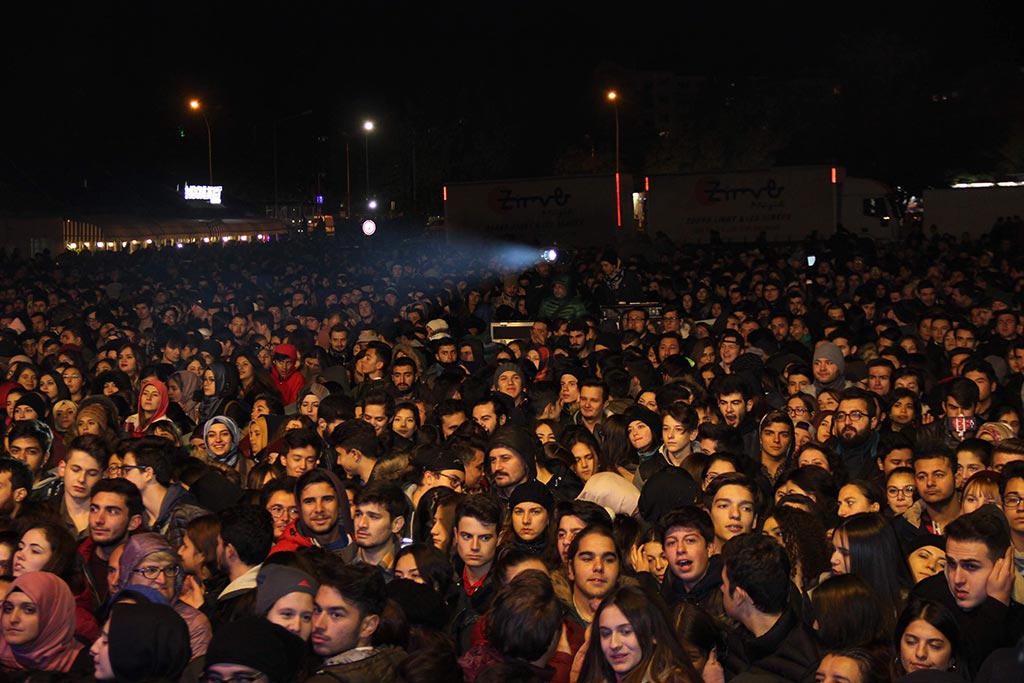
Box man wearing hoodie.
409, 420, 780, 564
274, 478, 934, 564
270, 468, 353, 556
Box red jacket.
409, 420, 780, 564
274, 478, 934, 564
271, 368, 305, 406
268, 517, 315, 555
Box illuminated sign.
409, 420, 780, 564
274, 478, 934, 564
184, 184, 223, 204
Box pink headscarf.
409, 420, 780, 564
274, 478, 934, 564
0, 572, 84, 672
127, 378, 170, 436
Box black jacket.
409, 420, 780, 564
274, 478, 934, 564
724, 607, 823, 683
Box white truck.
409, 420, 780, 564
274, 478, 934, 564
442, 174, 636, 246
643, 165, 900, 243
921, 184, 1024, 238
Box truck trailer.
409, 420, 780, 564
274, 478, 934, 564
643, 166, 899, 243
442, 174, 635, 246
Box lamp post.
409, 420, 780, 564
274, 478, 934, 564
363, 120, 374, 204
606, 91, 619, 175
189, 99, 213, 184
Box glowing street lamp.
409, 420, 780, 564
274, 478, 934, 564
189, 99, 213, 183
363, 120, 375, 202
606, 91, 620, 175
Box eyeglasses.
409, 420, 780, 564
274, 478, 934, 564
267, 504, 300, 519
1004, 494, 1024, 508
133, 565, 181, 580
786, 407, 809, 417
106, 465, 124, 477
887, 485, 916, 498
835, 410, 868, 422
121, 464, 149, 473
434, 471, 465, 491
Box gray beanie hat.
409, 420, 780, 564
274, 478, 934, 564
493, 362, 524, 388
813, 342, 846, 375
254, 564, 319, 616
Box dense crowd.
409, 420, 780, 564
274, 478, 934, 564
1, 228, 1024, 683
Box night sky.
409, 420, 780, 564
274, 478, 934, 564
3, 2, 1022, 214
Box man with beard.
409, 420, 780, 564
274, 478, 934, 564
567, 320, 593, 361
829, 387, 881, 480
893, 449, 962, 543
486, 425, 537, 503
0, 457, 32, 521
81, 478, 145, 604
324, 324, 350, 368
270, 468, 352, 556
385, 356, 427, 403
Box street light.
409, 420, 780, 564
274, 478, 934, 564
363, 120, 374, 205
606, 91, 620, 175
189, 99, 213, 184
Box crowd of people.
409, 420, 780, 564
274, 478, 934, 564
1, 228, 1024, 683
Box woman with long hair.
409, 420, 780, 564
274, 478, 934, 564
7, 362, 39, 393
176, 513, 226, 612
578, 584, 697, 683
234, 350, 279, 407
561, 425, 612, 484
37, 369, 71, 406
830, 513, 912, 632
893, 598, 964, 679
116, 341, 144, 390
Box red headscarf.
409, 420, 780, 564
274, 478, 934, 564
126, 378, 170, 437
0, 572, 84, 672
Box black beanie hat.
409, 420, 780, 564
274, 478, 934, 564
508, 479, 555, 513
205, 617, 305, 683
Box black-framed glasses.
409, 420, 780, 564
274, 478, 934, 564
121, 464, 149, 473
133, 565, 181, 580
835, 410, 868, 422
434, 471, 465, 491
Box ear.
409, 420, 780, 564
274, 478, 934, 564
745, 399, 754, 413
706, 539, 717, 557
359, 613, 380, 642
390, 516, 405, 535
57, 461, 67, 478
498, 415, 508, 427
13, 487, 27, 504
128, 514, 143, 532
